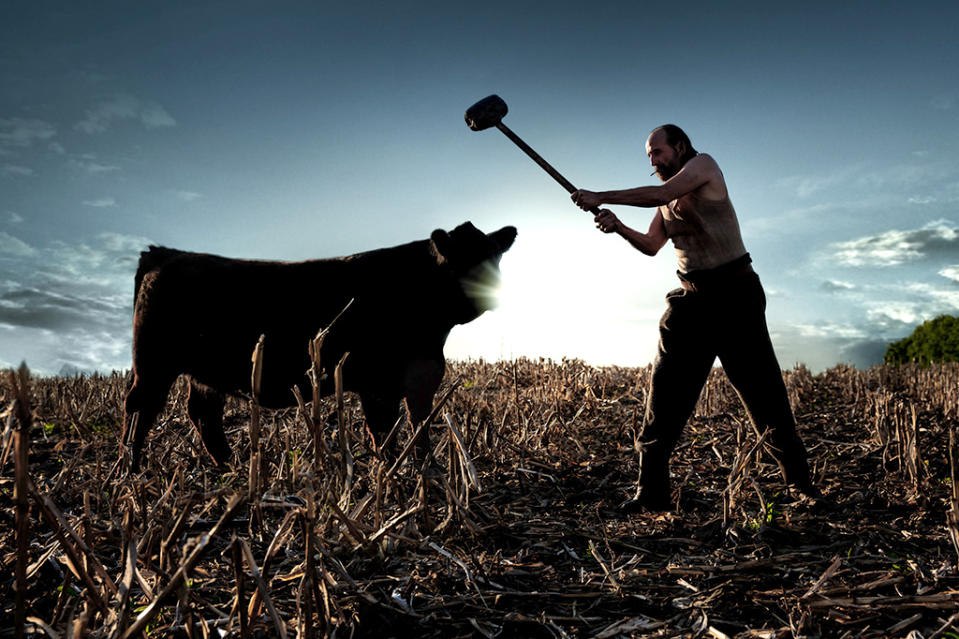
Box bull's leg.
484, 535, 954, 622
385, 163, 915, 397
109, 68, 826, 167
359, 392, 402, 454
404, 358, 445, 457
123, 373, 176, 472
186, 379, 231, 466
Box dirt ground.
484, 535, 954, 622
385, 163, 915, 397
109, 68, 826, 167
2, 359, 958, 638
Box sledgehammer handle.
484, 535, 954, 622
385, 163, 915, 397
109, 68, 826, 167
495, 122, 601, 216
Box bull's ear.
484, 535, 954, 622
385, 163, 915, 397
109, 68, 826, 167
489, 226, 517, 253
430, 229, 452, 264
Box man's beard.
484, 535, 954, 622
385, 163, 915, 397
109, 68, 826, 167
654, 163, 678, 181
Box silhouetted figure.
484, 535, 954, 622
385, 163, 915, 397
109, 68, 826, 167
572, 124, 817, 511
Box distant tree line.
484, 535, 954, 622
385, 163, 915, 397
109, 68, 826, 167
884, 314, 959, 366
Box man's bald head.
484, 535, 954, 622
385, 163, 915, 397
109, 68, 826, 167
648, 125, 697, 163
645, 124, 698, 182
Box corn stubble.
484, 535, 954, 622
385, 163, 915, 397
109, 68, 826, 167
2, 358, 959, 638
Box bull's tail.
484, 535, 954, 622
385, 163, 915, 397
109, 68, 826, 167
134, 245, 183, 307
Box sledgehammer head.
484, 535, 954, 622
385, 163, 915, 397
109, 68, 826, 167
465, 94, 508, 131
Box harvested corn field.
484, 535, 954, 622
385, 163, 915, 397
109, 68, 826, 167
2, 359, 959, 638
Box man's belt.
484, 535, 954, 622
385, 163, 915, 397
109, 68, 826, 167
678, 253, 754, 292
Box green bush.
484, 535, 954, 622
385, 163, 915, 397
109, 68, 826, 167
884, 315, 959, 366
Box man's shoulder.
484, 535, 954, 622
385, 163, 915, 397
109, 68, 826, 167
687, 153, 725, 182
689, 153, 720, 169
684, 154, 727, 200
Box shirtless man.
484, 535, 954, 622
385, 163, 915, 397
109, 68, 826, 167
572, 124, 818, 511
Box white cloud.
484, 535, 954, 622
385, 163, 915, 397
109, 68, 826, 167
0, 232, 37, 257
865, 302, 925, 327
0, 232, 151, 373
833, 234, 920, 266
905, 281, 959, 310
820, 279, 856, 292
775, 259, 959, 370
2, 164, 34, 177
98, 231, 151, 253
776, 172, 844, 199
0, 118, 56, 148
793, 322, 867, 340
70, 157, 120, 174
175, 190, 202, 202
7, 211, 24, 224
75, 94, 176, 134
86, 162, 120, 174
83, 197, 117, 208
139, 103, 176, 128
830, 219, 959, 267
941, 265, 959, 283
908, 195, 936, 205
0, 324, 131, 376
858, 280, 959, 330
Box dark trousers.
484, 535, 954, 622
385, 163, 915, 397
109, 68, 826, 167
638, 267, 813, 504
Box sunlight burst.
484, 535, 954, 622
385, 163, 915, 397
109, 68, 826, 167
447, 228, 673, 366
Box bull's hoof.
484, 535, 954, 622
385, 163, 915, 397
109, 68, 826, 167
618, 492, 672, 514
794, 483, 823, 499
788, 486, 837, 512
210, 453, 232, 469
124, 448, 142, 474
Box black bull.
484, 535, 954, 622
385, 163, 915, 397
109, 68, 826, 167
122, 221, 517, 471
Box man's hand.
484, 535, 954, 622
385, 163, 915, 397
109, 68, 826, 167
594, 209, 621, 234
571, 189, 601, 211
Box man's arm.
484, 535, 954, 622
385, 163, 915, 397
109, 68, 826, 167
572, 154, 719, 210
595, 208, 668, 256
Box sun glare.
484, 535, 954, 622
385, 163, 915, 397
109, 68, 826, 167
446, 227, 673, 366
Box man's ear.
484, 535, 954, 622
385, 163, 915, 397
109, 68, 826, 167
430, 229, 451, 264
674, 141, 687, 158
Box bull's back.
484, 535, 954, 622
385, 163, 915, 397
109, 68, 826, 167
134, 249, 356, 394
132, 240, 438, 403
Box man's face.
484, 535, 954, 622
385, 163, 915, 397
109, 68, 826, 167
646, 131, 682, 182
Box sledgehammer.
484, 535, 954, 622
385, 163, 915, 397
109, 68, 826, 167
465, 94, 600, 215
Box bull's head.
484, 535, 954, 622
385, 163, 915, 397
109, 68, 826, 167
430, 221, 517, 323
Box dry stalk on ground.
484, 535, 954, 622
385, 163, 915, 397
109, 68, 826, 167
1, 360, 958, 638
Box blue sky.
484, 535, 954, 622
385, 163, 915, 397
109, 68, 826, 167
1, 1, 958, 375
